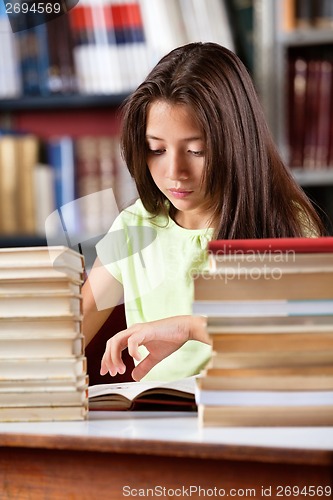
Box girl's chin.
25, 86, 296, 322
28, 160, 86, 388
167, 198, 195, 211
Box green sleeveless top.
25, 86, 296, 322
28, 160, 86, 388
96, 199, 213, 381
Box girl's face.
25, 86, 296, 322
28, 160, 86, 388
146, 100, 212, 229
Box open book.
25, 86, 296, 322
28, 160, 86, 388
88, 377, 197, 411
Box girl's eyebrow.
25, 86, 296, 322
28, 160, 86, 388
146, 134, 203, 142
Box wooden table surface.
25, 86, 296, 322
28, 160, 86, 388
0, 411, 333, 499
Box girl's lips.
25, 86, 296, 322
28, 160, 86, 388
168, 189, 193, 199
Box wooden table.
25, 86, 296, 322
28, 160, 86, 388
0, 412, 333, 499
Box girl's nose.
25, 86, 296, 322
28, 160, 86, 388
167, 153, 189, 180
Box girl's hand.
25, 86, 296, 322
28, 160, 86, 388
100, 315, 208, 381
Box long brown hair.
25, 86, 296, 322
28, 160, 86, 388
120, 42, 325, 238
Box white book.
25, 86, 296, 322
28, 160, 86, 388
183, 0, 235, 50
0, 387, 88, 407
0, 315, 81, 338
0, 356, 87, 380
196, 389, 333, 407
0, 375, 88, 392
0, 276, 82, 295
0, 405, 88, 422
0, 335, 84, 358
0, 246, 84, 272
204, 0, 235, 50
139, 0, 188, 61
193, 299, 333, 317
34, 162, 56, 237
0, 264, 83, 282
110, 0, 134, 92
0, 10, 21, 98
88, 376, 196, 410
207, 322, 333, 335
0, 292, 82, 317
73, 0, 123, 94
207, 314, 333, 329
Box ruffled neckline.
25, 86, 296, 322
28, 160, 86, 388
165, 216, 214, 249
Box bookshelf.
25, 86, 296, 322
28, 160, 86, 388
254, 0, 333, 233
0, 0, 240, 247
0, 93, 127, 247
0, 0, 150, 248
2, 95, 125, 137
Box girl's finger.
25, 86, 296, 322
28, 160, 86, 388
131, 354, 160, 381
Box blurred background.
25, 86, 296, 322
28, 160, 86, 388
0, 0, 332, 253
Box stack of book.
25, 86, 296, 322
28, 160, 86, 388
0, 246, 88, 421
193, 237, 333, 427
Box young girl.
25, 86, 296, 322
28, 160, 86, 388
82, 42, 325, 382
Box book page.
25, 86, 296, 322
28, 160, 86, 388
88, 376, 197, 402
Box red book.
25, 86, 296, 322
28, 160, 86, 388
208, 237, 333, 255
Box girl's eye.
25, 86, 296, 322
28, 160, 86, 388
189, 150, 204, 157
148, 148, 165, 155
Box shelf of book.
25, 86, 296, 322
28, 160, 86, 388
0, 0, 242, 246
0, 236, 47, 248
254, 0, 333, 233
277, 28, 333, 46
0, 94, 129, 112
292, 168, 333, 187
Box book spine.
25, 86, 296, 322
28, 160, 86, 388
288, 49, 333, 171
46, 14, 77, 94
16, 134, 39, 234
313, 0, 333, 28
287, 55, 308, 168
75, 136, 102, 236
295, 0, 313, 28
97, 136, 118, 231
113, 133, 138, 209
69, 0, 128, 94
46, 136, 77, 236
0, 135, 19, 235
123, 0, 151, 86
281, 0, 296, 31
68, 1, 95, 94
34, 162, 57, 237
16, 14, 51, 97
34, 18, 51, 96
0, 5, 21, 98
16, 28, 39, 96
315, 59, 333, 168
111, 0, 140, 92
303, 58, 321, 169
223, 0, 253, 71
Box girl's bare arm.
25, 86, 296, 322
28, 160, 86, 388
82, 258, 124, 346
